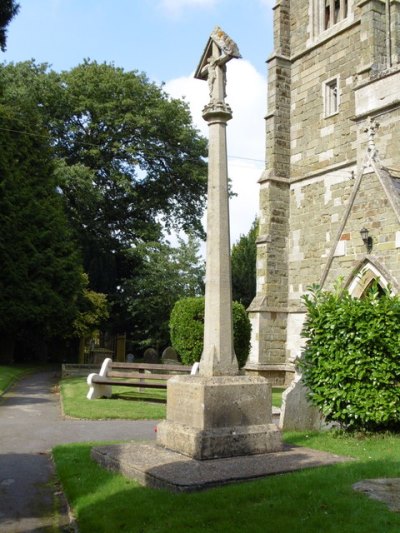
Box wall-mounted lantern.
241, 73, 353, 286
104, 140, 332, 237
360, 227, 373, 253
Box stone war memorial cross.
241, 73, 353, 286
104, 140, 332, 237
157, 27, 282, 460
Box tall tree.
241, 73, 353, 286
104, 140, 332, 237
231, 217, 258, 308
0, 60, 208, 350
0, 101, 83, 362
0, 0, 19, 51
121, 235, 205, 351
0, 61, 208, 295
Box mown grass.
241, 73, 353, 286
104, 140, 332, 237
272, 386, 285, 408
53, 431, 400, 533
61, 376, 285, 420
0, 364, 35, 396
61, 376, 166, 419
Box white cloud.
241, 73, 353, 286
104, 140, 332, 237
165, 59, 266, 245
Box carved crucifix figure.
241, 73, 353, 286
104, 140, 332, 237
195, 26, 241, 106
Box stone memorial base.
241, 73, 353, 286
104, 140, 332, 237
156, 375, 282, 460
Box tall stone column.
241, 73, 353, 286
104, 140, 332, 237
157, 28, 282, 460
200, 57, 238, 377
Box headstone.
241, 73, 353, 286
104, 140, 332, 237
126, 353, 134, 363
143, 348, 159, 364
279, 353, 323, 431
161, 347, 179, 364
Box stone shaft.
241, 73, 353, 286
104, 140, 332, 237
200, 106, 238, 377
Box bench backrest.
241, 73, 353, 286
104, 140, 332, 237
110, 362, 192, 373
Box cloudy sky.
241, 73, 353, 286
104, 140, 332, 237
3, 0, 275, 244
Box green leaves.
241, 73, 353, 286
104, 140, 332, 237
231, 217, 258, 308
0, 1, 19, 52
169, 297, 251, 367
301, 282, 400, 431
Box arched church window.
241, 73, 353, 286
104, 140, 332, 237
360, 279, 386, 299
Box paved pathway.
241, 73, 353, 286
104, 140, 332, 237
0, 369, 157, 532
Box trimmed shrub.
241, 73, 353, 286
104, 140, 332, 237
301, 282, 400, 431
169, 297, 251, 368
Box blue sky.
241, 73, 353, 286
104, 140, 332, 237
3, 0, 275, 243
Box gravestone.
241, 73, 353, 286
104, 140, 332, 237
143, 348, 159, 364
279, 353, 323, 431
161, 347, 179, 364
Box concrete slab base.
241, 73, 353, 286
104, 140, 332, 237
91, 442, 353, 493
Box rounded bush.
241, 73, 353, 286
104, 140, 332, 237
169, 297, 251, 368
301, 283, 400, 432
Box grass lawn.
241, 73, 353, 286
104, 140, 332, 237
53, 431, 400, 533
61, 377, 285, 420
61, 376, 166, 419
272, 386, 285, 408
0, 364, 35, 396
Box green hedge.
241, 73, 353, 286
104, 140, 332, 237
301, 283, 400, 431
169, 297, 251, 368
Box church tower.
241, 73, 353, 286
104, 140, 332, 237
247, 0, 400, 385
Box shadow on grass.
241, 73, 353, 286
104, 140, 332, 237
54, 440, 400, 533
113, 394, 166, 404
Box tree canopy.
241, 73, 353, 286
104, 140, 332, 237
231, 217, 258, 308
120, 235, 205, 351
0, 98, 84, 362
0, 0, 19, 51
0, 60, 208, 293
0, 59, 208, 358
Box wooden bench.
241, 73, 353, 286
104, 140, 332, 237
87, 357, 199, 400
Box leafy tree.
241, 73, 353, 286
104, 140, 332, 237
121, 235, 205, 351
0, 60, 208, 295
301, 282, 400, 431
0, 60, 208, 352
231, 217, 258, 308
0, 0, 19, 51
72, 274, 109, 338
0, 101, 84, 362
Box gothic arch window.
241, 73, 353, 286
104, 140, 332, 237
347, 262, 394, 299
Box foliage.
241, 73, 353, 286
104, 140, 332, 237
169, 297, 251, 367
0, 60, 208, 350
0, 0, 19, 51
0, 60, 207, 292
231, 217, 258, 308
53, 432, 400, 532
72, 274, 109, 338
0, 99, 84, 361
301, 282, 400, 431
121, 235, 204, 350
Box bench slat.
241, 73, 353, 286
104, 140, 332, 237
108, 371, 181, 380
111, 362, 191, 372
